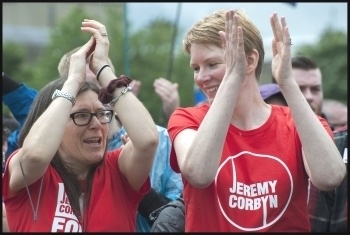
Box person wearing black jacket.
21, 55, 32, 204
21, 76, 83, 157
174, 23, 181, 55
149, 194, 185, 232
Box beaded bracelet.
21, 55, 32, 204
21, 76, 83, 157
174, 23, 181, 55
96, 64, 110, 81
109, 86, 133, 106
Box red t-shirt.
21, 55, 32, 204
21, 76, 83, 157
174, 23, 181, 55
2, 148, 150, 232
168, 104, 333, 232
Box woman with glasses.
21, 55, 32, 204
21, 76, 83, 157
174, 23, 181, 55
2, 19, 159, 232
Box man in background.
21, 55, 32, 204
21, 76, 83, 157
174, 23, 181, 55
291, 56, 347, 232
322, 99, 347, 131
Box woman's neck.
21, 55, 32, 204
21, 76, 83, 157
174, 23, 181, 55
231, 82, 271, 130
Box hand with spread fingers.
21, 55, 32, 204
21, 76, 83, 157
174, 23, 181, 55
219, 10, 246, 84
270, 13, 293, 86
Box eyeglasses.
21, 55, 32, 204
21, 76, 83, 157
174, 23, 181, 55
69, 110, 113, 126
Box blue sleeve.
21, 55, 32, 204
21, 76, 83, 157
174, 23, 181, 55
3, 84, 38, 157
3, 84, 38, 126
6, 130, 20, 158
149, 126, 183, 201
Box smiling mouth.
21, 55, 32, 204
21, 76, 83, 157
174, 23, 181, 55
205, 86, 219, 94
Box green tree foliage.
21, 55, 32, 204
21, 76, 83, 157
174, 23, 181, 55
33, 6, 94, 88
3, 42, 26, 76
2, 42, 36, 87
2, 42, 35, 114
103, 5, 124, 75
1, 6, 205, 126
127, 19, 193, 126
295, 28, 347, 104
4, 6, 346, 125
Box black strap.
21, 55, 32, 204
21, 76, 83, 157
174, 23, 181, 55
3, 73, 21, 95
138, 188, 171, 224
149, 197, 185, 222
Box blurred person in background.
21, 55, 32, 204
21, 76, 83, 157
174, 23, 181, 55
2, 71, 38, 233
3, 128, 10, 173
290, 55, 348, 232
2, 113, 19, 134
291, 56, 324, 117
149, 193, 185, 232
308, 125, 348, 232
153, 77, 181, 122
322, 99, 347, 131
2, 72, 38, 161
193, 83, 207, 105
272, 56, 325, 116
2, 128, 9, 232
259, 83, 287, 106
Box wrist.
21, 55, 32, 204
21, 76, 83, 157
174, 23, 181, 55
96, 64, 111, 81
98, 75, 133, 104
51, 89, 76, 106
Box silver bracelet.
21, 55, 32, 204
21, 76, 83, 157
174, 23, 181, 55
109, 86, 133, 106
51, 89, 76, 105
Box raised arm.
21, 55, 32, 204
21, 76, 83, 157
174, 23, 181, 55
174, 10, 246, 188
269, 13, 346, 191
7, 37, 95, 195
81, 19, 159, 191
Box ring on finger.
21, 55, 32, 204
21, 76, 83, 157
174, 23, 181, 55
282, 38, 292, 46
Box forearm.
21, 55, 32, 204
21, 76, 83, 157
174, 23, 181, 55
15, 103, 69, 176
115, 92, 158, 151
9, 81, 79, 191
99, 69, 158, 151
21, 81, 79, 160
184, 79, 240, 187
281, 81, 346, 190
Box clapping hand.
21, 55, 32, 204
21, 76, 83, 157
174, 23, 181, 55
153, 77, 180, 119
270, 13, 293, 86
218, 9, 246, 84
81, 19, 110, 76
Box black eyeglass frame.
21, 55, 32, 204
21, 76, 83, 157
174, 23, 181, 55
69, 110, 113, 126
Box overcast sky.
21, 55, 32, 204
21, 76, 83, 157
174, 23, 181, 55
125, 2, 347, 50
